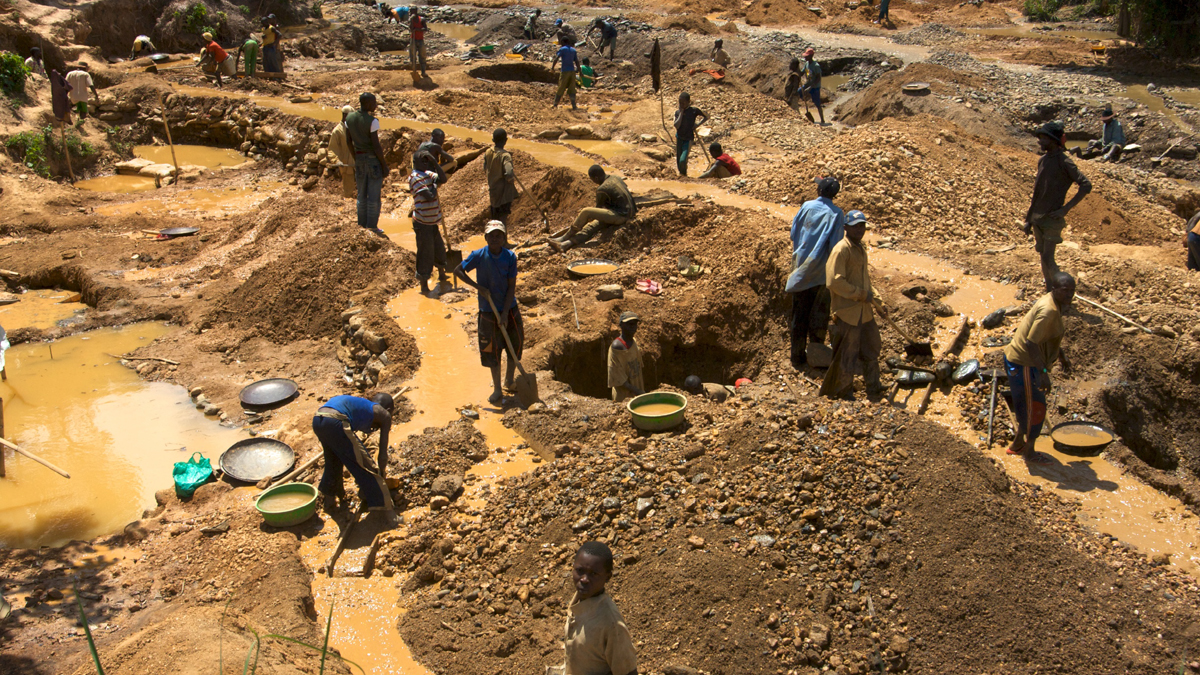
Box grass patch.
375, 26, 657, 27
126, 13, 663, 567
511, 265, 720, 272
1023, 0, 1061, 20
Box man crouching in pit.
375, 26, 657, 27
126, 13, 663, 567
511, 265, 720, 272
547, 542, 639, 675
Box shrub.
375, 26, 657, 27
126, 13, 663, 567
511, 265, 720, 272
0, 51, 29, 98
1023, 0, 1061, 20
6, 129, 50, 177
238, 4, 250, 14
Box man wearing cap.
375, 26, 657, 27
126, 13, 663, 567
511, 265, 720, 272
328, 105, 356, 198
786, 177, 844, 370
409, 150, 449, 293
802, 48, 825, 125
820, 210, 884, 399
608, 312, 645, 402
485, 128, 517, 223
201, 33, 234, 87
261, 17, 283, 73
456, 222, 521, 405
346, 92, 390, 235
1025, 121, 1091, 291
1003, 271, 1075, 463
550, 165, 636, 253
555, 18, 576, 45
1073, 104, 1126, 163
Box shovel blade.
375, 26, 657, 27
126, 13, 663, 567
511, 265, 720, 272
805, 111, 815, 124
446, 248, 463, 269
515, 372, 539, 408
903, 342, 934, 358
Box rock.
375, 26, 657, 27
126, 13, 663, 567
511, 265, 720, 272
639, 134, 658, 143
302, 175, 319, 191
663, 666, 702, 675
643, 146, 674, 161
571, 517, 594, 532
430, 495, 450, 510
806, 342, 833, 368
981, 308, 1007, 329
1150, 552, 1171, 566
888, 634, 909, 654
537, 128, 564, 140
932, 301, 955, 317
189, 387, 203, 398
431, 474, 464, 499
361, 330, 388, 354
115, 157, 155, 175
809, 623, 830, 649
138, 163, 176, 179
687, 536, 706, 549
636, 497, 653, 518
565, 124, 594, 138
1153, 325, 1176, 338
752, 534, 776, 548
596, 284, 624, 301
123, 521, 149, 542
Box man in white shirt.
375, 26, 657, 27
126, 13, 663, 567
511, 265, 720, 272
65, 65, 98, 126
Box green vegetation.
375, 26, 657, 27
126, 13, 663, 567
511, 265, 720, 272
1127, 0, 1200, 57
1022, 0, 1061, 20
174, 1, 227, 37
6, 126, 96, 178
0, 50, 29, 99
74, 584, 105, 675
312, 0, 324, 17
238, 4, 250, 14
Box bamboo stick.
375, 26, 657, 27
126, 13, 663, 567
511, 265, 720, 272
0, 437, 70, 478
1075, 294, 1153, 334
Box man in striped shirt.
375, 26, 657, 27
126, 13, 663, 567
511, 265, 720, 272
408, 151, 448, 293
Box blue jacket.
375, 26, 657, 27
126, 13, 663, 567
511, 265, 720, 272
1102, 119, 1125, 147
786, 196, 845, 293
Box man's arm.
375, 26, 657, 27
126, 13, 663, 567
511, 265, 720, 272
502, 152, 515, 182
607, 341, 643, 395
698, 160, 719, 179
454, 261, 479, 290
369, 129, 389, 174
826, 247, 867, 302
697, 109, 708, 126
1052, 161, 1091, 219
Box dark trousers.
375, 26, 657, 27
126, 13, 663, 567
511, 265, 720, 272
789, 286, 830, 366
413, 222, 446, 279
313, 415, 392, 509
1187, 232, 1200, 271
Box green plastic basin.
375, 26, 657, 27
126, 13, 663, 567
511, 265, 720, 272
627, 392, 688, 431
254, 482, 318, 527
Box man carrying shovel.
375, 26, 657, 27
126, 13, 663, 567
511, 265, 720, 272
820, 210, 884, 400
456, 221, 522, 406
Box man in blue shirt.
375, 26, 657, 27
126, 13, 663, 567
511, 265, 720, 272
456, 221, 522, 405
1072, 104, 1127, 163
802, 48, 825, 125
314, 393, 396, 522
551, 36, 579, 110
786, 177, 844, 369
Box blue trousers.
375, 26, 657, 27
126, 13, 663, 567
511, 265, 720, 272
879, 0, 890, 20
1004, 356, 1047, 442
314, 414, 392, 509
355, 157, 384, 231
676, 137, 691, 176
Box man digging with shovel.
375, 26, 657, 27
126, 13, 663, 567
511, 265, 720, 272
456, 222, 524, 405
314, 393, 397, 527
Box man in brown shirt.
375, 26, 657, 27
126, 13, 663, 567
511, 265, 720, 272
552, 542, 638, 675
484, 128, 518, 223
820, 210, 885, 399
551, 165, 636, 253
1025, 121, 1091, 291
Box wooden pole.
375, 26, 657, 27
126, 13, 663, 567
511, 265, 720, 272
986, 373, 998, 449
158, 92, 181, 189
259, 451, 322, 490
917, 316, 969, 415
1075, 295, 1154, 334
1, 397, 5, 478
326, 504, 367, 577
60, 126, 75, 184
0, 437, 70, 478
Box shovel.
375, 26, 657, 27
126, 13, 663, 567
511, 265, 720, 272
801, 91, 816, 124
875, 307, 934, 358
485, 293, 539, 407
439, 215, 462, 286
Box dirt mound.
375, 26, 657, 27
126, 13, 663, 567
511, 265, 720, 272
667, 0, 745, 16
386, 419, 493, 509
744, 0, 822, 26
664, 12, 721, 35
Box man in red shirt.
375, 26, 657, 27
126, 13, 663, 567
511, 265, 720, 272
201, 32, 234, 88
699, 142, 741, 179
409, 8, 427, 77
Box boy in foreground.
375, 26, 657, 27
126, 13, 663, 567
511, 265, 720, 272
549, 542, 638, 675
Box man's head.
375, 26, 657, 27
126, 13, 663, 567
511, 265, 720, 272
30, 47, 41, 59
534, 8, 541, 15
803, 47, 815, 61
492, 127, 507, 148
560, 35, 571, 46
587, 164, 606, 185
555, 18, 563, 26
845, 209, 868, 243
1050, 271, 1076, 308
1100, 104, 1115, 121
261, 16, 271, 26
684, 375, 702, 393
430, 129, 445, 146
413, 151, 438, 173
76, 62, 88, 71
1035, 121, 1065, 152
709, 141, 723, 157
202, 32, 214, 42
789, 57, 800, 72
370, 392, 394, 415
341, 104, 353, 121
619, 311, 639, 337
714, 39, 723, 48
573, 541, 613, 599
359, 91, 377, 113
678, 91, 691, 108
484, 220, 506, 252
582, 57, 591, 66
816, 176, 840, 200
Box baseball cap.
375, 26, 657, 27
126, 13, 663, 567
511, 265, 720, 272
803, 47, 815, 57
1035, 121, 1066, 143
815, 176, 840, 196
846, 210, 869, 227
341, 105, 354, 114
619, 311, 639, 324
484, 221, 506, 235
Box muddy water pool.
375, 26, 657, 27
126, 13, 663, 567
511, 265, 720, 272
0, 324, 247, 549
76, 144, 251, 193
0, 289, 88, 331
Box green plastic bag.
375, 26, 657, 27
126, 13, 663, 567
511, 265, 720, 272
173, 452, 213, 498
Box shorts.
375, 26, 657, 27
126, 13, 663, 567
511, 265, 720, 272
478, 307, 523, 368
1032, 216, 1066, 251
807, 86, 822, 106
74, 101, 87, 117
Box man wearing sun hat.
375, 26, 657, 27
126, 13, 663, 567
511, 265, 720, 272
820, 209, 884, 400
1025, 120, 1091, 291
1073, 104, 1126, 163
200, 32, 234, 87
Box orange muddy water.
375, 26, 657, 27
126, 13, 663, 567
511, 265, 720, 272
571, 262, 618, 275
633, 402, 684, 415
0, 289, 88, 331
0, 324, 247, 549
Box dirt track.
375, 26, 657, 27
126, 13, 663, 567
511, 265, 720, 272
1, 0, 1200, 672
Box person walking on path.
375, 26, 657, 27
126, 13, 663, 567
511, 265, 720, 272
820, 210, 884, 400
65, 65, 97, 126
607, 312, 645, 402
550, 165, 636, 253
313, 393, 396, 523
49, 69, 72, 125
587, 18, 618, 60
261, 17, 283, 73
1003, 272, 1075, 463
328, 105, 356, 199
786, 177, 844, 369
409, 7, 428, 77
523, 8, 541, 40
875, 0, 891, 24
1186, 210, 1200, 272
346, 92, 390, 235
711, 39, 730, 67
673, 92, 707, 177
455, 222, 521, 406
408, 151, 449, 293
802, 48, 825, 125
549, 542, 639, 675
551, 36, 580, 110
236, 35, 259, 77
130, 36, 156, 60
698, 141, 741, 179
484, 128, 517, 223
1025, 121, 1091, 291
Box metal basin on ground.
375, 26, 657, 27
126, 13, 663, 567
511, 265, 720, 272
1050, 421, 1116, 455
254, 482, 318, 527
567, 258, 620, 279
220, 438, 295, 483
627, 392, 688, 431
239, 377, 299, 409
